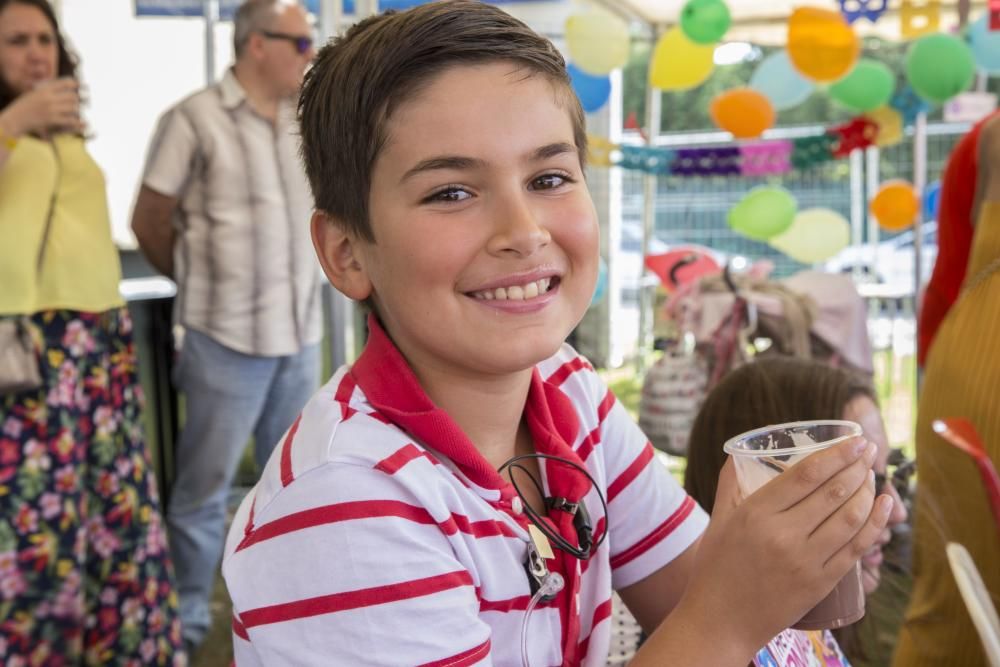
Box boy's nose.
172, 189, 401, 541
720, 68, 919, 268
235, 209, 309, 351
487, 194, 551, 257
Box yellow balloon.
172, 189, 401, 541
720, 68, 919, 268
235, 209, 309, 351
649, 26, 716, 91
565, 10, 631, 76
769, 208, 851, 263
787, 7, 860, 82
587, 135, 617, 167
864, 106, 903, 147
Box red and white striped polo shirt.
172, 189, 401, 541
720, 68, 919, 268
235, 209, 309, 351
222, 318, 708, 666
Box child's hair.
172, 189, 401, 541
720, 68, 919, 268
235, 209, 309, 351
298, 0, 587, 242
683, 357, 876, 510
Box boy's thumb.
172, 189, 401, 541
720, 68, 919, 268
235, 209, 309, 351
712, 458, 742, 521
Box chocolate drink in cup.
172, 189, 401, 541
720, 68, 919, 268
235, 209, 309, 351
723, 420, 867, 630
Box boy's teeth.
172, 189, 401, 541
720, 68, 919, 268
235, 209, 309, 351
475, 278, 552, 301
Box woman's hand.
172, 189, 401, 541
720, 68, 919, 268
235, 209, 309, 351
679, 437, 893, 656
0, 77, 81, 137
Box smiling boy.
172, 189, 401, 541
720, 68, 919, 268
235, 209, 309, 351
221, 3, 894, 665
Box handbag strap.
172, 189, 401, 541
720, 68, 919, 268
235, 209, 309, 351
35, 139, 60, 276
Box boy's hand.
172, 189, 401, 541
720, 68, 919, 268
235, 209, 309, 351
2, 78, 82, 137
683, 436, 893, 654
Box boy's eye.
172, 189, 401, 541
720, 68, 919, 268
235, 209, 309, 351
531, 173, 571, 190
426, 187, 472, 204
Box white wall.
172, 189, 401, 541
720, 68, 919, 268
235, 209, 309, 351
61, 0, 234, 247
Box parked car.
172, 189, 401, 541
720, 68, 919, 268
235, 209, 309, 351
823, 222, 938, 293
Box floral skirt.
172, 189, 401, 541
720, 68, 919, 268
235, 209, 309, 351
0, 308, 184, 666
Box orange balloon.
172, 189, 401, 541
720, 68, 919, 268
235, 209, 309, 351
870, 180, 920, 231
787, 7, 860, 82
710, 88, 775, 139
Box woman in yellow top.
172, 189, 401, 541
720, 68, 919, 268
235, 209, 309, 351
0, 0, 183, 662
892, 113, 1000, 666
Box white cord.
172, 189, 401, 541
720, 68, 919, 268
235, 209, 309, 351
520, 572, 565, 667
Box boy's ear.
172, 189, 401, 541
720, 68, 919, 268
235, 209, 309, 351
311, 210, 373, 301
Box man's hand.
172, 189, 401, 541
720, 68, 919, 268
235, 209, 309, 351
131, 185, 179, 278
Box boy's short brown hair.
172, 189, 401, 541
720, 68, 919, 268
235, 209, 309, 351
298, 0, 587, 242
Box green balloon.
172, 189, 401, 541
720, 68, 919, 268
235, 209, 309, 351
680, 0, 731, 45
829, 59, 895, 112
728, 187, 797, 241
905, 33, 976, 104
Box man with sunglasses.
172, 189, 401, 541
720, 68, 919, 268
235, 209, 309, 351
130, 0, 320, 655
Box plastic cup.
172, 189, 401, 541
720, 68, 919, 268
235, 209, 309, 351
723, 419, 866, 630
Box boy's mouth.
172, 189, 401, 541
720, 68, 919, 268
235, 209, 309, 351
469, 277, 559, 301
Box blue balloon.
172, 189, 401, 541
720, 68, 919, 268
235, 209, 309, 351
923, 180, 942, 221
568, 63, 612, 113
749, 51, 814, 111
969, 14, 1000, 74
591, 258, 608, 306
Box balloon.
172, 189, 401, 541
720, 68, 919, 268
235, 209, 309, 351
565, 9, 630, 75
905, 33, 975, 104
923, 180, 942, 221
770, 208, 851, 263
871, 180, 920, 231
728, 187, 797, 241
568, 64, 611, 113
863, 106, 903, 147
710, 88, 775, 139
749, 51, 815, 111
649, 26, 715, 91
591, 257, 608, 306
968, 14, 1000, 74
587, 135, 616, 167
787, 7, 860, 82
680, 0, 731, 45
829, 59, 895, 112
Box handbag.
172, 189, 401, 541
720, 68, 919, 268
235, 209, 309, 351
0, 142, 59, 395
0, 318, 42, 394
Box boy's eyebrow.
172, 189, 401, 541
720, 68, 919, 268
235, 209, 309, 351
399, 142, 578, 184
530, 142, 577, 161
400, 156, 486, 184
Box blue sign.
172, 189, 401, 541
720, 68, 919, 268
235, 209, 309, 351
135, 0, 318, 19
136, 0, 548, 18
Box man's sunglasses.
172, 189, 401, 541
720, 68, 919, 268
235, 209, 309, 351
260, 30, 313, 54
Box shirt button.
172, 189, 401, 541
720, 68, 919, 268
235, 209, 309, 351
511, 497, 523, 515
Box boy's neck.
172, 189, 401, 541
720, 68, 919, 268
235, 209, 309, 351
417, 366, 534, 471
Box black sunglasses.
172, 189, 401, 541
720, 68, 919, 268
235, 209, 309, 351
260, 30, 313, 54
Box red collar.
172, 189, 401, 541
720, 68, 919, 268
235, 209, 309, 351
350, 315, 591, 503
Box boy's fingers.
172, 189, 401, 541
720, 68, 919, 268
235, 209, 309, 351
823, 493, 894, 575
807, 468, 877, 559
752, 436, 870, 513
712, 458, 741, 523
784, 441, 877, 535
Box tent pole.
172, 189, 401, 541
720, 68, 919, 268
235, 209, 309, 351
637, 26, 661, 375
319, 0, 344, 41
204, 0, 219, 85
913, 111, 927, 323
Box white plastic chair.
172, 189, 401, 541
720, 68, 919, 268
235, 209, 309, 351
946, 542, 1000, 667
